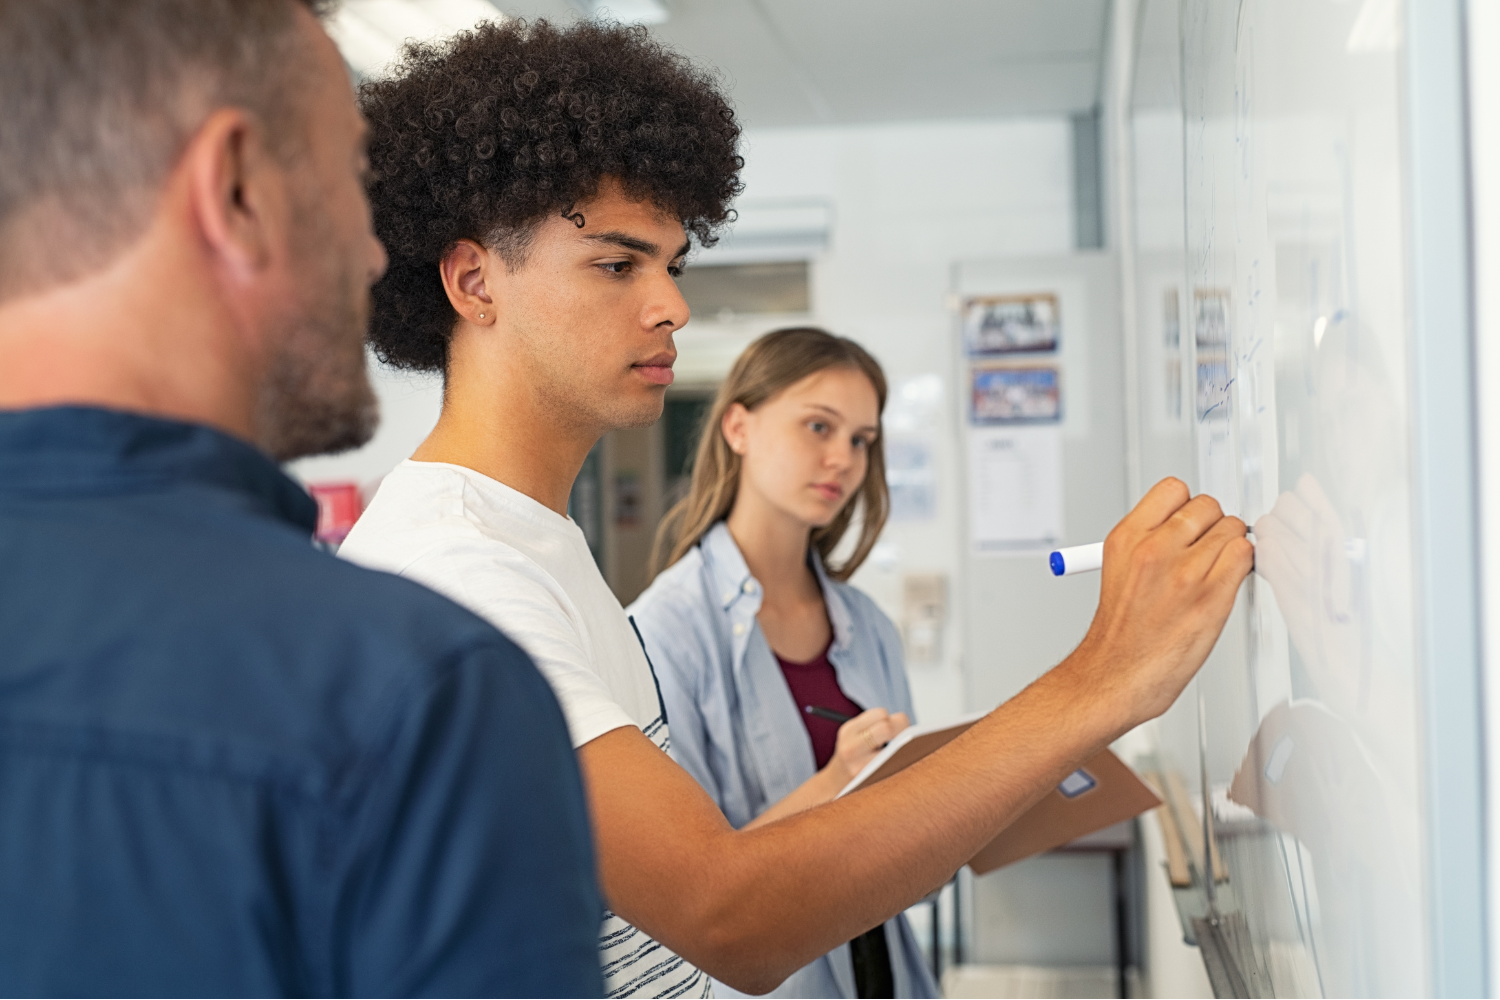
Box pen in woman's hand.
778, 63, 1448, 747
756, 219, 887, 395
804, 705, 854, 724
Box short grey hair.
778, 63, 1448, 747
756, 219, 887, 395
0, 0, 333, 298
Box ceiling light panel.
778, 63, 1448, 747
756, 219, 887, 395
584, 0, 670, 27
420, 0, 507, 32
328, 0, 504, 78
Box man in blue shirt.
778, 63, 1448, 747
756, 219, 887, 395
0, 1, 602, 995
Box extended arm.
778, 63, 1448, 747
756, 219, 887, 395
578, 480, 1253, 995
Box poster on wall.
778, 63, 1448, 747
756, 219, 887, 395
968, 425, 1064, 555
963, 292, 1060, 356
970, 364, 1062, 424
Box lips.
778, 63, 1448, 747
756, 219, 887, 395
633, 352, 676, 386
813, 482, 844, 502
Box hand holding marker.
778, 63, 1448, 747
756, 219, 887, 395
1049, 535, 1366, 576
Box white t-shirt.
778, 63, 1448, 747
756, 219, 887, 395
340, 460, 710, 1000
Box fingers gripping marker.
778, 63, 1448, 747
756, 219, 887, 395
1050, 532, 1289, 578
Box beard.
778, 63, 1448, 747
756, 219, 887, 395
256, 236, 379, 462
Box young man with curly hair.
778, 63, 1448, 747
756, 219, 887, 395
341, 18, 1253, 998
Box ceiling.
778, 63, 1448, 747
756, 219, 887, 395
333, 0, 1110, 129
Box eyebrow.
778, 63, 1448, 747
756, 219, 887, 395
806, 403, 880, 434
585, 231, 692, 260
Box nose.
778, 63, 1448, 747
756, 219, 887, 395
826, 436, 856, 472
647, 269, 691, 331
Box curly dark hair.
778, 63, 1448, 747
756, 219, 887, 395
360, 18, 744, 373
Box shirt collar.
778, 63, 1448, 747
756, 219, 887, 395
702, 521, 755, 610
699, 520, 854, 653
0, 406, 318, 533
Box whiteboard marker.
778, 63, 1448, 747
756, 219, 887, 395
1050, 537, 1258, 576
1050, 534, 1364, 576
1049, 542, 1105, 576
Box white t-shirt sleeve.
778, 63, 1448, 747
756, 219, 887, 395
400, 543, 638, 749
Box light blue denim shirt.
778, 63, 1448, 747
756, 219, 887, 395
627, 521, 940, 999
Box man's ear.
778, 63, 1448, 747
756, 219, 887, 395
440, 239, 496, 326
186, 108, 285, 280
721, 402, 751, 456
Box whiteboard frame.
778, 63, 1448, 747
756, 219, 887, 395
1406, 1, 1487, 994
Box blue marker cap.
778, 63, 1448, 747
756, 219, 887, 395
1049, 551, 1065, 576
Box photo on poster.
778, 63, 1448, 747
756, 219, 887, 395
1193, 288, 1230, 350
1196, 360, 1231, 421
970, 364, 1062, 425
963, 292, 1060, 356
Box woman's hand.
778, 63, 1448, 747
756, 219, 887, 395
742, 707, 911, 830
830, 708, 910, 784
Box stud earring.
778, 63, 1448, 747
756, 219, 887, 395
478, 312, 485, 319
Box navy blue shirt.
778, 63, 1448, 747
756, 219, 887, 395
0, 407, 603, 998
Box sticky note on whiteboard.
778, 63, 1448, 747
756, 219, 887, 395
1058, 769, 1097, 798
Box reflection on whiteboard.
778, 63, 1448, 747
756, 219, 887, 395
1196, 360, 1231, 421
968, 426, 1063, 554
1196, 419, 1235, 516
1193, 289, 1236, 511
1194, 288, 1231, 421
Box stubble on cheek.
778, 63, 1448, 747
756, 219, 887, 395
256, 241, 379, 462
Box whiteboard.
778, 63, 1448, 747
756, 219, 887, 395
1124, 0, 1482, 994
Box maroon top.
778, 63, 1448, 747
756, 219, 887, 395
775, 642, 862, 770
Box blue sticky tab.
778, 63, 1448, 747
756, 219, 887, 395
1049, 551, 1065, 576
1058, 769, 1097, 798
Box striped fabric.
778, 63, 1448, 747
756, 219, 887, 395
598, 714, 712, 999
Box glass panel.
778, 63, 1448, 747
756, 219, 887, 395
1159, 0, 1428, 994
1127, 0, 1214, 954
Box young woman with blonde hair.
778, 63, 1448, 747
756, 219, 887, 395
628, 327, 939, 999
